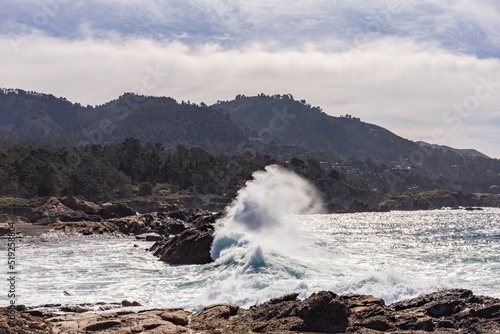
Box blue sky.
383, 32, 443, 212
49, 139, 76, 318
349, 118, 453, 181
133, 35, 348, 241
1, 0, 500, 157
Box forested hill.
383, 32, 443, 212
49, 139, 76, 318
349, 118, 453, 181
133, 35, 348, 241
214, 94, 421, 162
0, 89, 273, 154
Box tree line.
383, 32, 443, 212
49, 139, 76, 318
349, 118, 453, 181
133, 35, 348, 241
0, 138, 350, 203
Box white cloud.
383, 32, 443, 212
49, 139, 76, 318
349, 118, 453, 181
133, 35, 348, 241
1, 0, 499, 157
1, 33, 499, 157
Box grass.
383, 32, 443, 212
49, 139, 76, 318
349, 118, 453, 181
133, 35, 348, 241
397, 189, 461, 199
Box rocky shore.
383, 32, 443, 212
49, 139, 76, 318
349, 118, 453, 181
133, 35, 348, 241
2, 196, 500, 333
380, 191, 500, 211
2, 288, 500, 333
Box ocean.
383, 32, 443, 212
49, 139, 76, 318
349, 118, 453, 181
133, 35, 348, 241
2, 208, 499, 311
2, 165, 499, 312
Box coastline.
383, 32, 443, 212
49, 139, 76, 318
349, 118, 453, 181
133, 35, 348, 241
2, 288, 500, 333
2, 199, 500, 333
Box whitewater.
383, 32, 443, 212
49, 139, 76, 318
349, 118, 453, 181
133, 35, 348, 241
1, 166, 499, 311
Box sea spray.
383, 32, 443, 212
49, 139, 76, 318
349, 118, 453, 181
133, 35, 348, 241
211, 164, 324, 261
203, 165, 325, 305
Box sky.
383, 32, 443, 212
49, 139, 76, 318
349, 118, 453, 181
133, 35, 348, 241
1, 0, 500, 158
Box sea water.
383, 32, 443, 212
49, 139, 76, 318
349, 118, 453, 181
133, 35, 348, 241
0, 209, 499, 311
1, 165, 499, 311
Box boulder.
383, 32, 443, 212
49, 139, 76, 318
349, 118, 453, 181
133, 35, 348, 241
150, 209, 221, 264
100, 202, 137, 219
59, 196, 102, 215
160, 309, 190, 326
250, 291, 349, 333
30, 197, 96, 223
151, 227, 214, 264
5, 289, 500, 333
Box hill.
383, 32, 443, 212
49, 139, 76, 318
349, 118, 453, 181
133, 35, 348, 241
0, 89, 279, 154
214, 94, 420, 162
1, 88, 499, 194
215, 94, 500, 194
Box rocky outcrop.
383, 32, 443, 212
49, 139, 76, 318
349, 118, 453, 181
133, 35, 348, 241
99, 202, 137, 219
47, 309, 190, 334
0, 307, 53, 333
2, 289, 500, 333
381, 191, 500, 211
51, 221, 119, 235
150, 226, 214, 264
59, 196, 102, 216
125, 199, 182, 214
0, 197, 142, 226
318, 179, 380, 212
150, 210, 221, 264
190, 289, 500, 333
466, 193, 500, 208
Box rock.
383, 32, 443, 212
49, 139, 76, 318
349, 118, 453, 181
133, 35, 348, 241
60, 305, 88, 313
125, 199, 181, 214
59, 195, 102, 215
193, 303, 239, 321
160, 309, 190, 326
52, 221, 119, 235
252, 291, 349, 333
0, 308, 53, 333
318, 180, 380, 212
121, 300, 142, 307
100, 202, 137, 219
149, 209, 221, 264
30, 197, 98, 223
4, 289, 500, 333
475, 303, 500, 318
85, 320, 122, 331
146, 234, 164, 242
151, 227, 214, 264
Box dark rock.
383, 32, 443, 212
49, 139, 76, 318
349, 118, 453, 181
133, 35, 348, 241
475, 303, 500, 318
59, 196, 101, 216
152, 227, 214, 264
52, 221, 119, 234
60, 305, 88, 313
425, 300, 462, 317
85, 320, 122, 331
250, 291, 349, 333
121, 300, 142, 307
100, 202, 137, 219
146, 234, 164, 242
320, 180, 379, 212
148, 209, 220, 264
30, 197, 95, 223
4, 289, 500, 333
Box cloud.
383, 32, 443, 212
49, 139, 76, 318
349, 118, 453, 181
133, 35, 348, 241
1, 0, 499, 157
1, 0, 499, 56
1, 32, 499, 157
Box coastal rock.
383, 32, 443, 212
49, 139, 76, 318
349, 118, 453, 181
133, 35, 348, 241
125, 199, 181, 214
31, 197, 98, 223
52, 221, 119, 235
151, 226, 214, 264
46, 309, 188, 334
319, 179, 379, 212
3, 289, 500, 333
150, 209, 221, 264
160, 309, 190, 326
59, 196, 102, 216
100, 202, 137, 219
108, 211, 188, 236
0, 308, 53, 333
0, 214, 30, 236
